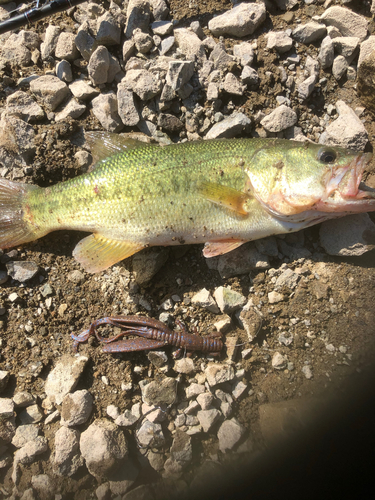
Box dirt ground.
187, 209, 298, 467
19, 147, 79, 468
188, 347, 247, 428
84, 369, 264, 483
1, 0, 375, 499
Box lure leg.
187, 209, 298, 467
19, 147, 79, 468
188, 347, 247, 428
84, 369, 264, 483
102, 337, 166, 353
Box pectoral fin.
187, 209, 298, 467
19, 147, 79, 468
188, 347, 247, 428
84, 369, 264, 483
73, 234, 144, 273
203, 239, 245, 257
198, 182, 251, 216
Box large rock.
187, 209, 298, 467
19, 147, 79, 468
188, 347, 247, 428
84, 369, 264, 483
30, 75, 69, 111
319, 214, 375, 256
80, 419, 128, 479
320, 6, 368, 41
208, 2, 266, 37
358, 49, 375, 116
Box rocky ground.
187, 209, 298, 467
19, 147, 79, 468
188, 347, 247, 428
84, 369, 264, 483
1, 0, 375, 499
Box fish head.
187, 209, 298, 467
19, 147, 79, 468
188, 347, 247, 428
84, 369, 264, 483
245, 140, 375, 221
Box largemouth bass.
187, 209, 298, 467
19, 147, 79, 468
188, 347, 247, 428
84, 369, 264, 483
0, 132, 374, 273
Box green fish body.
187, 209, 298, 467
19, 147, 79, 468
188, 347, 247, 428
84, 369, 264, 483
0, 133, 374, 272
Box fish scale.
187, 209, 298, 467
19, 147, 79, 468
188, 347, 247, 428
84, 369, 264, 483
0, 132, 374, 273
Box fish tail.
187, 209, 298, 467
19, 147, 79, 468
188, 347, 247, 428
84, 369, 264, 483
0, 177, 40, 249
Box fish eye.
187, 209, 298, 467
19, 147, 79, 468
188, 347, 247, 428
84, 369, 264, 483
318, 148, 337, 164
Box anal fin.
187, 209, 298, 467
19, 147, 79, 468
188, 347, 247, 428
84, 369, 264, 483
203, 239, 245, 258
73, 234, 144, 273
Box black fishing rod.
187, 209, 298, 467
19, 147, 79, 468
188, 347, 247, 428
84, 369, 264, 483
0, 0, 87, 35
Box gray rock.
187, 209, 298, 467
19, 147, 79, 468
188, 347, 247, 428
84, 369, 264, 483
132, 247, 169, 285
233, 41, 254, 66
240, 65, 259, 85
217, 418, 245, 452
53, 426, 83, 476
31, 474, 54, 500
69, 80, 99, 101
141, 377, 177, 406
136, 420, 165, 448
333, 36, 359, 61
223, 73, 245, 95
75, 23, 96, 61
5, 261, 38, 282
268, 291, 285, 304
147, 350, 168, 368
96, 12, 121, 46
191, 288, 220, 314
0, 371, 9, 394
61, 390, 93, 427
122, 69, 162, 101
125, 0, 151, 39
158, 113, 184, 132
272, 0, 298, 9
358, 36, 375, 69
272, 352, 287, 370
56, 60, 73, 83
320, 6, 368, 41
1, 33, 31, 66
55, 98, 86, 122
232, 380, 247, 400
40, 25, 60, 59
320, 213, 375, 256
205, 363, 235, 387
205, 112, 250, 140
123, 39, 135, 62
80, 419, 128, 479
237, 302, 263, 342
107, 53, 122, 83
6, 91, 44, 122
151, 20, 173, 36
174, 28, 206, 63
318, 36, 334, 69
174, 358, 195, 375
213, 286, 246, 314
115, 410, 139, 427
117, 85, 140, 127
185, 383, 205, 399
266, 31, 293, 53
166, 60, 194, 91
19, 404, 43, 424
152, 0, 169, 21
319, 100, 368, 150
12, 425, 39, 448
332, 55, 348, 80
207, 241, 269, 278
275, 268, 299, 291
197, 409, 221, 433
44, 355, 88, 405
209, 44, 234, 71
301, 365, 313, 379
88, 46, 110, 85
134, 28, 153, 54
30, 75, 69, 111
170, 430, 192, 467
292, 21, 326, 44
196, 392, 214, 410
159, 36, 175, 56
0, 398, 14, 418
55, 32, 79, 61
91, 93, 123, 133
261, 105, 297, 133
298, 75, 317, 100
13, 436, 48, 465
208, 2, 266, 37
0, 416, 16, 447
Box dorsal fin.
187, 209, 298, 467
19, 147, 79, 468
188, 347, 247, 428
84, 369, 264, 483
85, 131, 155, 165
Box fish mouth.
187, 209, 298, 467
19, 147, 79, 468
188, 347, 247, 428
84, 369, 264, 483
315, 152, 375, 212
